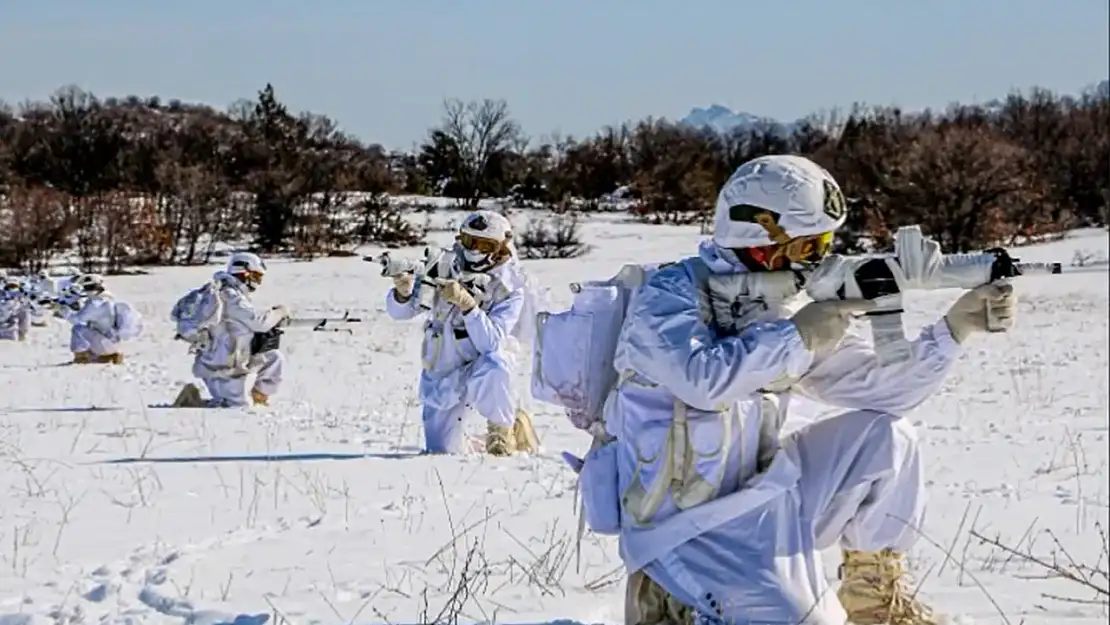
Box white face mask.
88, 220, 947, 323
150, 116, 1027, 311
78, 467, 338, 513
462, 249, 488, 264
458, 245, 496, 272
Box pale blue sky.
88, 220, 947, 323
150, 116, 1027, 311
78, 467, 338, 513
1, 0, 1107, 150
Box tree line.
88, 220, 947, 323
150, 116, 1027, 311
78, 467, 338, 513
0, 82, 1107, 272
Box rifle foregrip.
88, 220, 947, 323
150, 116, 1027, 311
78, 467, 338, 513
850, 258, 901, 301
986, 248, 1019, 281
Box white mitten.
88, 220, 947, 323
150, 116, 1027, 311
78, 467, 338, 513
392, 273, 415, 301
944, 282, 1016, 344
791, 298, 876, 355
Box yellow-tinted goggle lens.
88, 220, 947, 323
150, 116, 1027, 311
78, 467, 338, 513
782, 232, 834, 263
458, 233, 501, 255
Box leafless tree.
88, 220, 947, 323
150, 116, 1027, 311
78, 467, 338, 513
437, 98, 522, 207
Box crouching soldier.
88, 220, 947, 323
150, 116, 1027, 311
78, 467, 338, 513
385, 210, 540, 456
62, 274, 143, 364
172, 252, 289, 408
0, 277, 31, 341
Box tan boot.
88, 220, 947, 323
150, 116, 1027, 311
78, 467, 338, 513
838, 549, 938, 625
96, 353, 124, 364
624, 570, 694, 625
172, 383, 206, 408
486, 421, 513, 457
511, 408, 540, 454
250, 388, 269, 406
72, 351, 92, 364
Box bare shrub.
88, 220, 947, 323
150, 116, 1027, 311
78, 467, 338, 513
354, 195, 425, 248
972, 524, 1109, 610
0, 184, 73, 271
517, 214, 590, 260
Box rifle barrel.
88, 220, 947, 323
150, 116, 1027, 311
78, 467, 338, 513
1015, 261, 1108, 276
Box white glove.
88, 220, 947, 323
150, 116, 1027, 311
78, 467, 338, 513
437, 279, 477, 313
790, 298, 877, 355
392, 273, 415, 301
271, 304, 291, 322
944, 282, 1016, 344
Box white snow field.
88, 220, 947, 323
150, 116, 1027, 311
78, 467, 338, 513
1, 217, 1107, 625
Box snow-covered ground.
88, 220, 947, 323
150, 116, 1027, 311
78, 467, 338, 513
1, 219, 1107, 625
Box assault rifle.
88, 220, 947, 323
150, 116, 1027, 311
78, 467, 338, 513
251, 311, 364, 353
365, 248, 493, 310
799, 226, 1107, 364
281, 310, 363, 332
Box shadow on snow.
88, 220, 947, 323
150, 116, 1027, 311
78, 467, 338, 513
92, 450, 422, 465
5, 405, 123, 413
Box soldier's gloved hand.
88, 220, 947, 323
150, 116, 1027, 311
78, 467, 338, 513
270, 304, 291, 324
438, 279, 477, 313
944, 282, 1016, 344
790, 298, 876, 355
392, 273, 415, 302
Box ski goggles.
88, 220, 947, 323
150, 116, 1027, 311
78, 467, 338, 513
742, 231, 834, 270
229, 269, 264, 287
457, 232, 503, 255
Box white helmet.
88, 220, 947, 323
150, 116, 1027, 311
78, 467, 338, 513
712, 155, 847, 250
456, 210, 513, 272
226, 252, 267, 291
73, 273, 106, 293
61, 281, 84, 299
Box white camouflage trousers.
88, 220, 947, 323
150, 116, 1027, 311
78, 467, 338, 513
195, 350, 285, 407
421, 352, 516, 453
641, 409, 926, 624
71, 325, 120, 356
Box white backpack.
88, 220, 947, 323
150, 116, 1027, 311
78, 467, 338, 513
532, 259, 722, 540
112, 301, 143, 341
530, 262, 670, 433
170, 281, 223, 348
531, 262, 673, 541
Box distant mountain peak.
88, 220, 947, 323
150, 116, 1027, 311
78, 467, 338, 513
681, 79, 1110, 135
679, 104, 790, 135
693, 104, 733, 116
